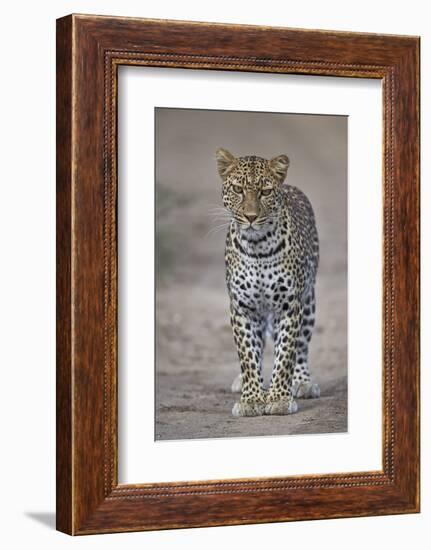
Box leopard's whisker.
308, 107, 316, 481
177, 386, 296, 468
207, 205, 231, 215
209, 212, 232, 221
204, 222, 231, 238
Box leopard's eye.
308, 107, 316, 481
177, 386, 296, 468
261, 188, 272, 196
232, 184, 243, 194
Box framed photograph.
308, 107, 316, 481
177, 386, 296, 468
56, 14, 420, 534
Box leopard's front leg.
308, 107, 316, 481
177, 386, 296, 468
266, 298, 302, 415
230, 308, 267, 417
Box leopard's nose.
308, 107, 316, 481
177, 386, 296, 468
245, 213, 257, 223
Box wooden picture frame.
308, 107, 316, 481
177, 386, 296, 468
56, 14, 420, 535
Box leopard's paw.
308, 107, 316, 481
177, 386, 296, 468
264, 399, 298, 416
232, 400, 265, 417
231, 373, 242, 393
293, 381, 320, 399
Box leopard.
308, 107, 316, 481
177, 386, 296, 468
216, 148, 320, 417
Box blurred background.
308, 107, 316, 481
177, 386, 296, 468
155, 107, 347, 440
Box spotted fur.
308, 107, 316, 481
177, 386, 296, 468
216, 148, 320, 417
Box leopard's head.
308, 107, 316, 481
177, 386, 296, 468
216, 148, 289, 232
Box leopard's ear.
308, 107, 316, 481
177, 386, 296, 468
269, 154, 290, 184
216, 148, 236, 179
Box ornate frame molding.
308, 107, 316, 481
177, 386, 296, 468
57, 15, 419, 534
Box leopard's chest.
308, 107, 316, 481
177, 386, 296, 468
227, 247, 296, 316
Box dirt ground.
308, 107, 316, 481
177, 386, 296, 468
155, 108, 347, 441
